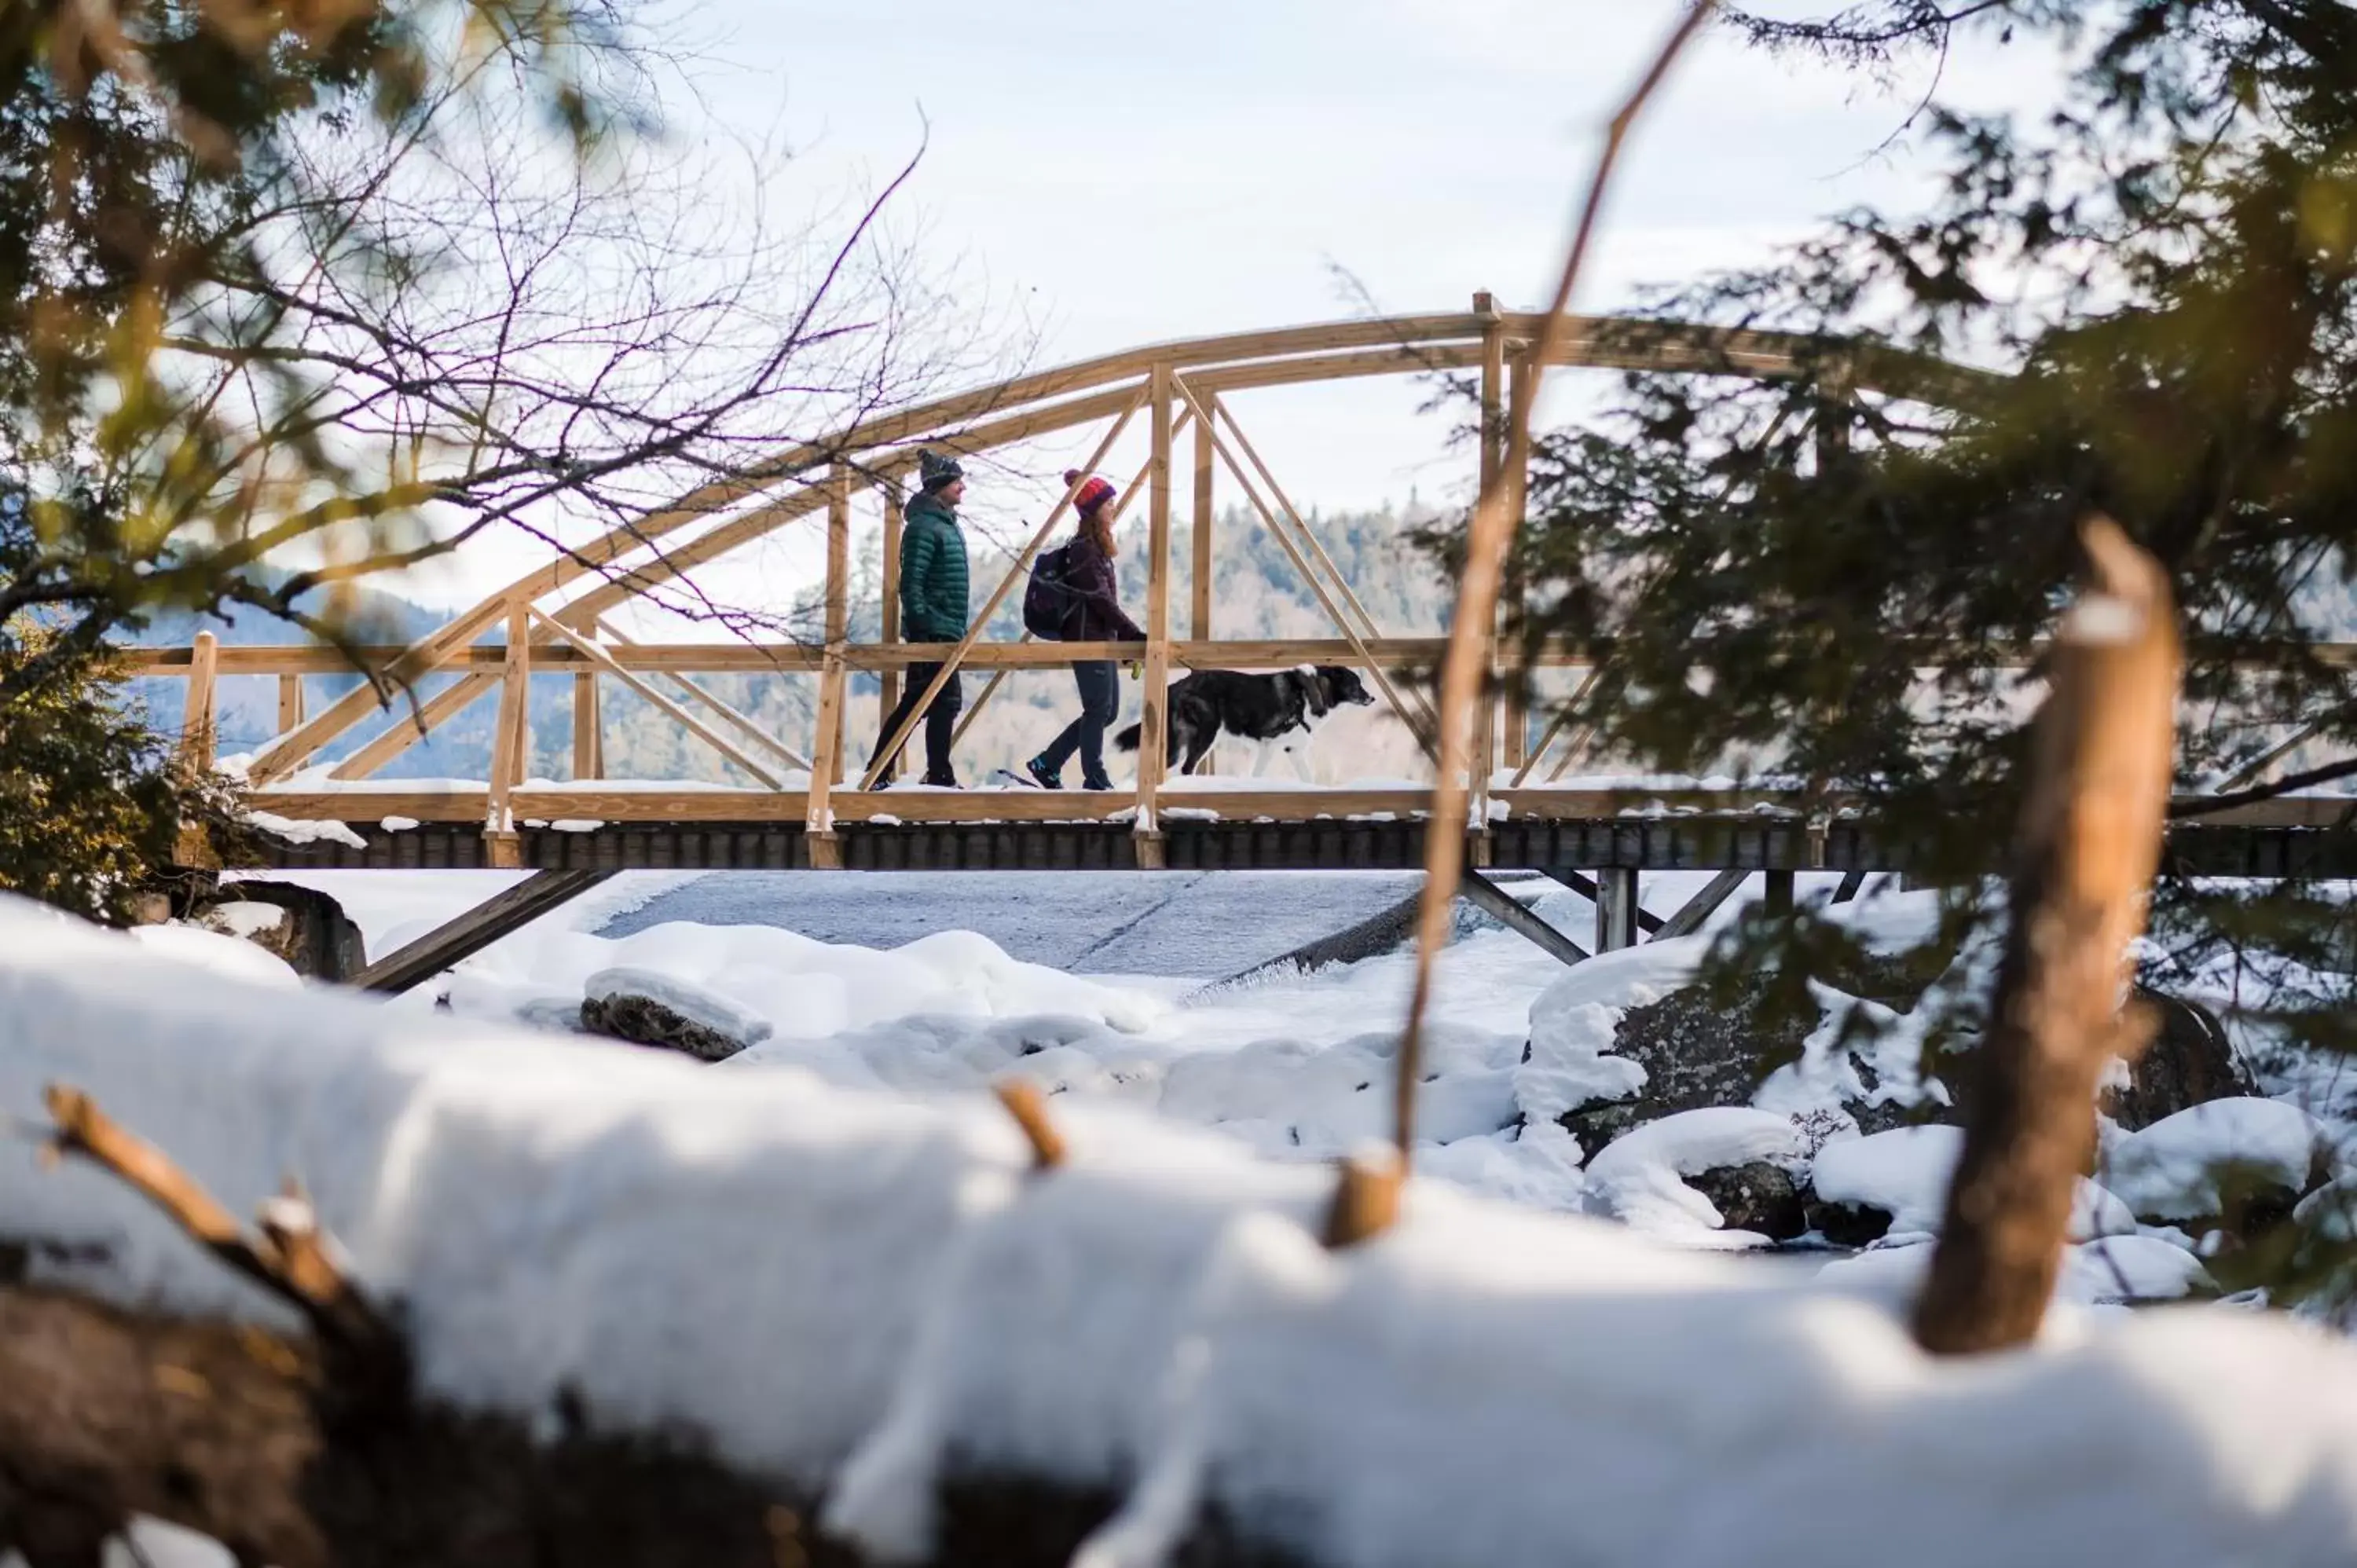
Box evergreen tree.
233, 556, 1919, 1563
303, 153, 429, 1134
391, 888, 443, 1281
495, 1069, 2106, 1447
1462, 2, 2357, 1304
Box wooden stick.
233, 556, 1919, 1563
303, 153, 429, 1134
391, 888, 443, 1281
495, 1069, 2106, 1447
530, 610, 788, 789
992, 1079, 1068, 1171
1387, 0, 1717, 1181
1912, 516, 2179, 1355
862, 388, 1149, 789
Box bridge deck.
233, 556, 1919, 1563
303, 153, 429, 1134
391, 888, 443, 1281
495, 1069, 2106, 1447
244, 814, 2347, 878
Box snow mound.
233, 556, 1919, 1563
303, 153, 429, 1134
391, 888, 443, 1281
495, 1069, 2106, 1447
2104, 1098, 2326, 1220
449, 919, 1164, 1046
1752, 982, 1949, 1123
13, 896, 2357, 1566
126, 923, 301, 991
1811, 1126, 2135, 1243
244, 809, 366, 848
1815, 1234, 2212, 1304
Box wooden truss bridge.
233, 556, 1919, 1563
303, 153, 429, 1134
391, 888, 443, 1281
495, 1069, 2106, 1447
132, 299, 2357, 984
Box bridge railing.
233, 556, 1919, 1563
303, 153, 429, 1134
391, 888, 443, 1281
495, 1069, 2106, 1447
112, 297, 2357, 864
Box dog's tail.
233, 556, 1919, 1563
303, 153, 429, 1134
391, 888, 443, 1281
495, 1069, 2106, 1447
1113, 721, 1142, 753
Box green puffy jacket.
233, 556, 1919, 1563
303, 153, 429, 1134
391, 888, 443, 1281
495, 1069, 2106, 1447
899, 490, 970, 641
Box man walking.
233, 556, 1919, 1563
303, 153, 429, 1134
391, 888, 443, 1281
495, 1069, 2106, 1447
872, 449, 970, 787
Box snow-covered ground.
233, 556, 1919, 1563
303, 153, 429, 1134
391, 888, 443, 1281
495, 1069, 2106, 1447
232, 866, 2357, 1285
13, 891, 2357, 1566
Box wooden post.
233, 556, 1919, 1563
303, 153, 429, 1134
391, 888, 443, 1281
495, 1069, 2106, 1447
1193, 390, 1216, 772
178, 632, 219, 771
1469, 684, 1497, 867
1762, 869, 1794, 915
1470, 302, 1505, 813
568, 606, 601, 782
826, 466, 851, 787
879, 483, 904, 734
1501, 347, 1531, 771
805, 655, 847, 867
485, 603, 529, 867
1913, 518, 2179, 1355
1595, 867, 1639, 951
276, 672, 303, 737
1135, 362, 1175, 866
571, 669, 602, 780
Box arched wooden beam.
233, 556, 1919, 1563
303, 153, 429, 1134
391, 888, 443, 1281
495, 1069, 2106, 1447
243, 310, 1984, 784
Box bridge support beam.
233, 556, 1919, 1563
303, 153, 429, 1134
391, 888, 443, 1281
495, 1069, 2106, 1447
354, 870, 615, 993
1594, 866, 1640, 953
1460, 870, 1589, 969
1655, 867, 1748, 940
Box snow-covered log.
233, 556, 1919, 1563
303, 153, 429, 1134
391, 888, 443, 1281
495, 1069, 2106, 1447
9, 897, 2357, 1567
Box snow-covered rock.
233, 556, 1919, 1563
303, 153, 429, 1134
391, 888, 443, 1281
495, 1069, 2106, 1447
580, 965, 774, 1061
1582, 1108, 1812, 1243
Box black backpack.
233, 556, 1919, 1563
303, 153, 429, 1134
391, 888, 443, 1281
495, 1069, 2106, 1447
1022, 543, 1077, 639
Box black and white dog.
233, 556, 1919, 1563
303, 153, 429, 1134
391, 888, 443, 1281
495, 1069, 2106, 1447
1114, 665, 1376, 776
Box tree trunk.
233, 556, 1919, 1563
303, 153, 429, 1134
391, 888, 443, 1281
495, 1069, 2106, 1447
1912, 517, 2180, 1355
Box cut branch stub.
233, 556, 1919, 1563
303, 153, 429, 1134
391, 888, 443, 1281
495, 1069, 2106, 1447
1321, 1149, 1404, 1250
1911, 516, 2181, 1356
42, 1084, 406, 1395
993, 1079, 1067, 1171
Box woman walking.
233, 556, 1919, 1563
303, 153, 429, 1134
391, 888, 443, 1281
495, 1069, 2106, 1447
1025, 471, 1143, 790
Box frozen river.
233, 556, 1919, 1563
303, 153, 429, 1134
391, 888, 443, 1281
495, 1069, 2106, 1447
599, 869, 1436, 977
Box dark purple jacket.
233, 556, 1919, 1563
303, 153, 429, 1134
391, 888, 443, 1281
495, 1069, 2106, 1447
1063, 533, 1145, 643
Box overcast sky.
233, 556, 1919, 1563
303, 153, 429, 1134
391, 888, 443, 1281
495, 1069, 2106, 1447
401, 1, 2055, 615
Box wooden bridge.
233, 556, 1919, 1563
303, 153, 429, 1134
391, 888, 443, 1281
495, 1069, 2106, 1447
130, 299, 2357, 981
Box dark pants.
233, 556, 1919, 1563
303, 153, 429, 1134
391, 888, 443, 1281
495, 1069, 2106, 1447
1035, 660, 1119, 788
874, 659, 962, 784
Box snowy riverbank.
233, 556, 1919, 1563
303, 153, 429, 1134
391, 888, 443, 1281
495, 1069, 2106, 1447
13, 890, 2357, 1565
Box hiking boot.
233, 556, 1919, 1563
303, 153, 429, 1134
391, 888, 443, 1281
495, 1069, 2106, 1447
1081, 775, 1115, 792
921, 772, 960, 789
1025, 756, 1061, 790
